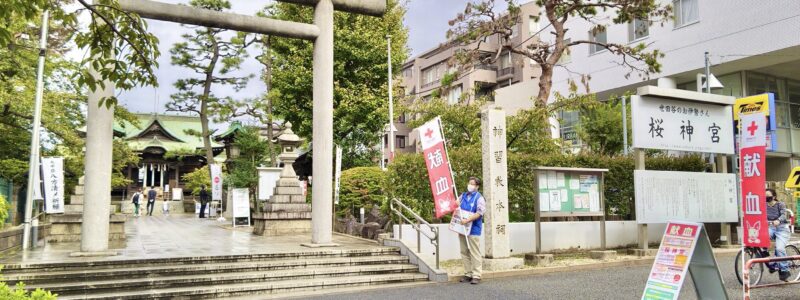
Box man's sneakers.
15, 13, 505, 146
459, 276, 480, 284
779, 270, 791, 282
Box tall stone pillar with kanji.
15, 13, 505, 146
481, 108, 523, 270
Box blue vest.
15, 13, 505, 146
460, 192, 483, 236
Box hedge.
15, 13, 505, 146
384, 149, 707, 222
336, 167, 386, 218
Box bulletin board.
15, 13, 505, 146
534, 167, 607, 217
533, 166, 608, 253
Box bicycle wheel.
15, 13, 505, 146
784, 244, 800, 282
735, 248, 763, 286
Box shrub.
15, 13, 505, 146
336, 167, 386, 218
0, 195, 9, 229
385, 151, 707, 223
0, 281, 56, 300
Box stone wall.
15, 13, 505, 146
333, 207, 391, 240
0, 224, 50, 254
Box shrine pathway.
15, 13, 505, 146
2, 214, 378, 264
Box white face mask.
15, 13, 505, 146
467, 184, 477, 193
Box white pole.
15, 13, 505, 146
23, 10, 49, 250
387, 35, 395, 162
622, 96, 628, 155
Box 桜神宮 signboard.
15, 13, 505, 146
634, 170, 737, 224
631, 95, 734, 154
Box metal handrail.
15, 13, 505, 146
743, 255, 800, 299
389, 198, 440, 269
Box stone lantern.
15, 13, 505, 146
277, 122, 302, 180
252, 121, 312, 236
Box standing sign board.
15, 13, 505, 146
257, 167, 281, 201
739, 112, 769, 247
632, 95, 734, 154
231, 188, 250, 227
334, 146, 343, 205
416, 117, 458, 218
642, 221, 727, 300
210, 164, 223, 201
41, 157, 64, 214
634, 170, 737, 224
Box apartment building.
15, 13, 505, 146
543, 0, 800, 180
385, 1, 542, 157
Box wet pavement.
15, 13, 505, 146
1, 214, 380, 264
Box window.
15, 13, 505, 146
528, 16, 539, 34
673, 0, 699, 27
447, 85, 463, 105
421, 63, 445, 85
396, 135, 406, 148
628, 18, 649, 41
403, 67, 412, 77
499, 52, 512, 69
558, 38, 572, 64
589, 30, 607, 54
398, 113, 406, 123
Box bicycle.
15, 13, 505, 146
735, 244, 800, 285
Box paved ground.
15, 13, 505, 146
2, 214, 379, 264
302, 253, 799, 300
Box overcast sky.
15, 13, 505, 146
109, 0, 508, 118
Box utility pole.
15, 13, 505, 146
22, 10, 49, 250
387, 35, 395, 163
622, 96, 628, 155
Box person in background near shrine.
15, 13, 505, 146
162, 196, 170, 216
199, 185, 210, 218
130, 188, 142, 217
147, 187, 157, 216
458, 177, 486, 285
766, 188, 791, 281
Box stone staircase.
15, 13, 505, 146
48, 177, 126, 243
2, 247, 429, 299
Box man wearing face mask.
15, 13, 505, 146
765, 188, 792, 281
457, 177, 486, 285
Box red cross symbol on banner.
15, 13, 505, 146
425, 128, 434, 139
747, 120, 758, 136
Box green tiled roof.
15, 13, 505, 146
117, 114, 223, 152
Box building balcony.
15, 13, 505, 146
497, 67, 515, 78
470, 65, 497, 84
421, 80, 440, 90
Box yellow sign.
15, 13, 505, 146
734, 94, 770, 120
786, 166, 800, 188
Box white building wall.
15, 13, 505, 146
542, 0, 800, 98
394, 221, 667, 261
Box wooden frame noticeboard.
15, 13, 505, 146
533, 167, 608, 253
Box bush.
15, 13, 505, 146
385, 151, 707, 222
0, 282, 56, 300
0, 195, 9, 229
336, 167, 386, 218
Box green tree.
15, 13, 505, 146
110, 139, 140, 188
264, 0, 409, 166
182, 165, 212, 196
337, 167, 386, 218
165, 0, 252, 165
226, 127, 274, 198
1, 0, 161, 107
576, 95, 631, 156
448, 0, 670, 105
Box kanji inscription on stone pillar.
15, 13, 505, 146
481, 108, 510, 258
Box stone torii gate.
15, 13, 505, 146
79, 0, 386, 255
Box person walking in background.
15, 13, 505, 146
199, 185, 210, 218
162, 197, 170, 216
457, 177, 486, 285
130, 188, 142, 217
147, 187, 157, 216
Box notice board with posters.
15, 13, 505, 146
534, 168, 606, 216
533, 167, 608, 253
642, 221, 727, 300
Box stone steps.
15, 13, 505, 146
4, 255, 410, 283
57, 273, 429, 300
4, 247, 429, 299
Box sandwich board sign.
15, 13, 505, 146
642, 221, 727, 300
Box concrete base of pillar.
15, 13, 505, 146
483, 257, 524, 271
252, 217, 311, 236
716, 243, 741, 249
48, 214, 127, 243
628, 249, 658, 257
300, 242, 340, 248
589, 250, 618, 260
69, 250, 118, 257
524, 253, 554, 267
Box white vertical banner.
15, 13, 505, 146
333, 146, 342, 205
41, 157, 64, 214
210, 164, 223, 201
138, 165, 145, 182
